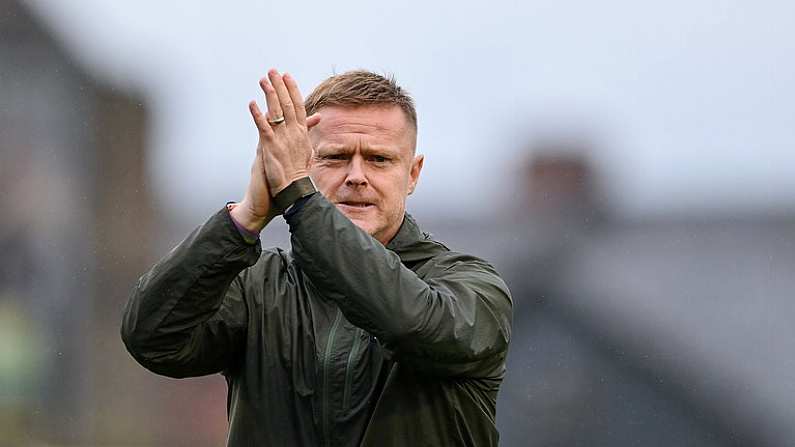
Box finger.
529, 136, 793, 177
283, 72, 307, 125
249, 100, 274, 138
259, 77, 283, 125
268, 69, 297, 123
306, 113, 322, 130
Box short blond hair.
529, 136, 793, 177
304, 70, 417, 130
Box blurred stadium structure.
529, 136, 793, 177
2, 1, 794, 446
1, 2, 227, 445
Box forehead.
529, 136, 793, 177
310, 105, 416, 151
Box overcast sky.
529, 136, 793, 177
29, 0, 795, 221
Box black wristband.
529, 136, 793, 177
273, 177, 317, 213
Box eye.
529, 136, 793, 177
320, 153, 347, 161
370, 155, 389, 163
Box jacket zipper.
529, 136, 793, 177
342, 328, 364, 411
321, 308, 343, 447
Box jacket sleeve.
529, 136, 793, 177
287, 194, 513, 378
121, 206, 261, 378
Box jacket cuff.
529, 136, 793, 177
273, 177, 318, 213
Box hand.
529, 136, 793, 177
231, 139, 277, 233
249, 69, 321, 196
233, 69, 320, 232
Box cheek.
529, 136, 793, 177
310, 166, 342, 196
379, 175, 411, 207
389, 171, 413, 196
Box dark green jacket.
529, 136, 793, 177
121, 194, 513, 446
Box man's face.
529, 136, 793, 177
308, 105, 423, 245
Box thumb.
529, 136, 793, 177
306, 113, 322, 130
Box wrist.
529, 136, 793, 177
229, 202, 272, 234
270, 169, 310, 197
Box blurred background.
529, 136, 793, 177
1, 0, 794, 445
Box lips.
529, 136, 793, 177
336, 200, 376, 212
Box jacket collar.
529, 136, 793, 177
386, 213, 448, 263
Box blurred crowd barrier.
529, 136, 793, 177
2, 1, 794, 446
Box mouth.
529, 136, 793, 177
337, 201, 376, 212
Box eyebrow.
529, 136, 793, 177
316, 144, 401, 157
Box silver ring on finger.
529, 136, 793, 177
268, 116, 285, 125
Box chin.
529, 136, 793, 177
348, 217, 377, 236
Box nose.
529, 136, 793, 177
345, 156, 368, 188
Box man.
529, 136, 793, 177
121, 69, 513, 446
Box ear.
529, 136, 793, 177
407, 154, 424, 195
